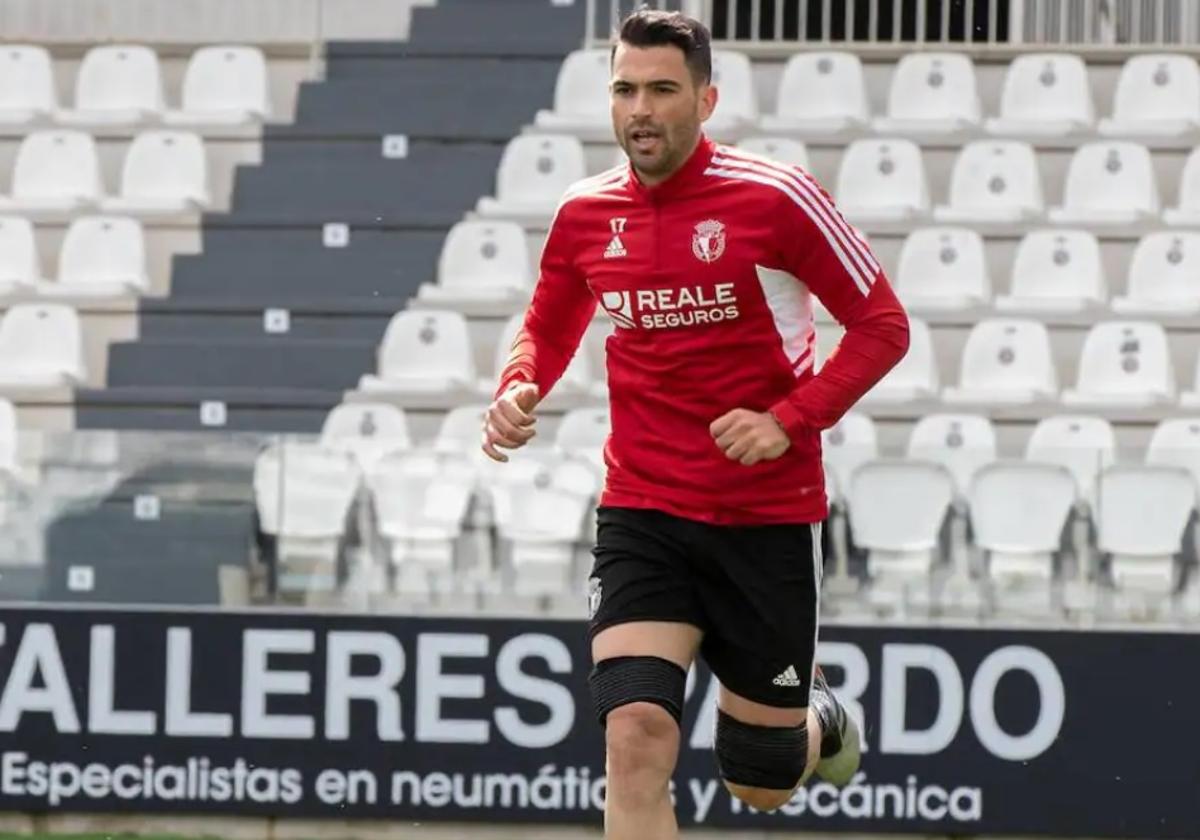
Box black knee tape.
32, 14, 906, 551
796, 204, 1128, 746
715, 709, 809, 789
588, 655, 686, 726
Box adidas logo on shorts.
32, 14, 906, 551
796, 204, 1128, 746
772, 665, 801, 687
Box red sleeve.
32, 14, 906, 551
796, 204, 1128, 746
494, 204, 597, 399
767, 171, 910, 436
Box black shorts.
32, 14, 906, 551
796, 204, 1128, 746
587, 505, 822, 708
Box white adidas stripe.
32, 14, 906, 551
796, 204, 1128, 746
715, 148, 880, 278
711, 152, 880, 288
706, 166, 874, 296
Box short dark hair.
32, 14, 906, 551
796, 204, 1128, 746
612, 8, 712, 84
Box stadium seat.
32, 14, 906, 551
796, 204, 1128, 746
860, 317, 937, 404
1062, 321, 1175, 407
534, 49, 609, 137
367, 451, 475, 591
821, 411, 876, 505
1025, 415, 1115, 510
58, 45, 165, 126
499, 459, 593, 596
969, 461, 1076, 585
433, 404, 488, 459
943, 319, 1057, 405
906, 413, 997, 500
848, 458, 955, 582
761, 51, 869, 136
894, 227, 989, 310
1112, 232, 1200, 314
253, 442, 361, 590
704, 51, 758, 139
736, 137, 809, 169
484, 313, 597, 399
320, 402, 411, 469
555, 406, 609, 471
1048, 142, 1159, 225
0, 45, 57, 126
0, 131, 103, 214
418, 220, 531, 304
358, 310, 476, 395
1098, 54, 1200, 138
1163, 146, 1200, 226
0, 217, 41, 294
164, 45, 271, 127
1178, 354, 1200, 408
873, 53, 981, 135
995, 230, 1107, 314
101, 131, 210, 215
475, 134, 587, 225
0, 303, 85, 388
1097, 465, 1195, 593
835, 139, 930, 222
933, 140, 1044, 223
41, 216, 149, 298
986, 53, 1094, 138
1146, 419, 1200, 490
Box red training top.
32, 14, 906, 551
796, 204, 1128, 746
495, 135, 909, 525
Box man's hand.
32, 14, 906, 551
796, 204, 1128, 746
710, 408, 791, 466
482, 382, 541, 462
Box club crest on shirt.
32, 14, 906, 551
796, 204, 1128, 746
692, 219, 726, 263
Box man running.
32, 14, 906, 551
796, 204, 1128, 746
482, 9, 909, 839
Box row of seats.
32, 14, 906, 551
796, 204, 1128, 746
0, 44, 271, 128
0, 130, 209, 216
475, 132, 1200, 227
0, 216, 148, 296
538, 49, 1200, 141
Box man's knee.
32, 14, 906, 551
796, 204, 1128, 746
605, 702, 680, 803
714, 709, 808, 811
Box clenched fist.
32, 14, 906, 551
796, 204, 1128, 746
481, 382, 541, 463
710, 408, 791, 466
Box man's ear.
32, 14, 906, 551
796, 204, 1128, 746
698, 82, 719, 122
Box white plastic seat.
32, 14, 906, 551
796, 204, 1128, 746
475, 135, 587, 224
433, 404, 489, 459
861, 317, 938, 404
735, 137, 809, 169
704, 51, 758, 139
164, 46, 270, 127
873, 53, 981, 135
1048, 142, 1158, 225
1062, 321, 1175, 407
359, 310, 476, 395
986, 53, 1094, 137
0, 303, 85, 387
419, 220, 531, 304
1163, 147, 1200, 226
761, 51, 869, 136
320, 403, 411, 469
933, 141, 1044, 223
848, 459, 955, 580
499, 460, 593, 596
534, 49, 610, 137
42, 216, 149, 297
943, 319, 1057, 405
484, 313, 594, 397
1146, 419, 1200, 491
821, 412, 876, 505
995, 230, 1106, 314
969, 461, 1076, 582
906, 413, 997, 500
0, 217, 41, 294
0, 131, 103, 213
894, 227, 989, 310
254, 442, 360, 588
1097, 465, 1195, 593
1177, 353, 1200, 408
555, 406, 609, 471
0, 398, 16, 475
101, 131, 210, 215
1025, 415, 1115, 510
836, 139, 930, 222
58, 45, 164, 126
1098, 54, 1200, 138
1112, 232, 1200, 315
0, 45, 57, 125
